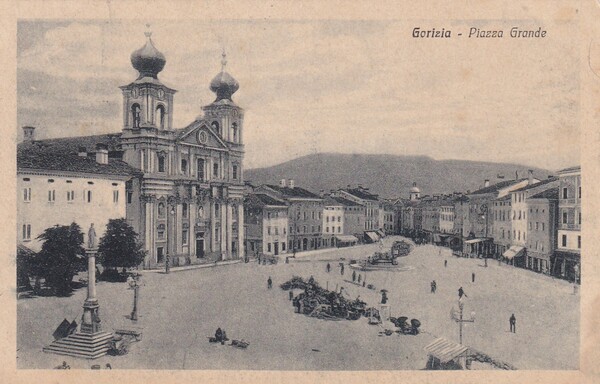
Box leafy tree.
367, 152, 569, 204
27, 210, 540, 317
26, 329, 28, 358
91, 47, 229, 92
17, 245, 36, 291
98, 218, 146, 271
36, 223, 86, 295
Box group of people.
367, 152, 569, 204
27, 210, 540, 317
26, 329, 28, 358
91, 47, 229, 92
212, 327, 228, 344
430, 280, 437, 293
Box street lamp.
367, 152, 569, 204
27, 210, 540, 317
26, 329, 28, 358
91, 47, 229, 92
128, 274, 140, 321
165, 205, 176, 274
452, 300, 475, 345
479, 204, 489, 264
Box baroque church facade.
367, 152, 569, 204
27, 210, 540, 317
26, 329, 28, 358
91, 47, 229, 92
121, 32, 246, 267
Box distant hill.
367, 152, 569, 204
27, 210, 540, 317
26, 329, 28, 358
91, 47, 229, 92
245, 153, 554, 199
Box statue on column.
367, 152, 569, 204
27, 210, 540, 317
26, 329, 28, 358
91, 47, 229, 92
88, 223, 97, 249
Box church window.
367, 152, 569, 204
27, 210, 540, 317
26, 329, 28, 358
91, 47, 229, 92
211, 121, 220, 135
213, 163, 219, 178
48, 189, 55, 202
158, 154, 166, 173
215, 203, 220, 216
156, 104, 166, 129
181, 159, 188, 174
197, 158, 205, 181
182, 203, 188, 218
23, 188, 31, 202
232, 164, 238, 180
157, 224, 165, 239
232, 122, 238, 143
131, 103, 141, 128
158, 202, 166, 218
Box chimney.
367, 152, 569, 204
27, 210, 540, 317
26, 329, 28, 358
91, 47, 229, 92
413, 182, 417, 187
289, 179, 295, 189
78, 146, 88, 157
484, 179, 490, 188
95, 143, 108, 164
319, 189, 325, 197
528, 170, 534, 185
280, 178, 286, 188
22, 126, 36, 141
515, 170, 519, 180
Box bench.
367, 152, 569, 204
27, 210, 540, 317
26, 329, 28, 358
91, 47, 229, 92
114, 328, 143, 341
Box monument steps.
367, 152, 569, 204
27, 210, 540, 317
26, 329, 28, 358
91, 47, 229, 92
43, 331, 112, 359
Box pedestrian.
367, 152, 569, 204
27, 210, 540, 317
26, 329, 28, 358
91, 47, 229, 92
267, 276, 272, 289
340, 263, 345, 275
458, 286, 467, 299
257, 254, 261, 264
472, 272, 475, 283
381, 291, 388, 304
433, 280, 437, 293
357, 274, 361, 284
289, 290, 293, 300
444, 259, 447, 268
326, 263, 331, 273
352, 270, 357, 283
285, 256, 289, 264
510, 314, 516, 333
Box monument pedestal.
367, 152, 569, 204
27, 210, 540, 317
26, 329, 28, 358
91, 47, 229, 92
43, 249, 113, 359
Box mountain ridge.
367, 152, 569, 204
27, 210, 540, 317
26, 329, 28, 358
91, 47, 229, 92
245, 153, 554, 199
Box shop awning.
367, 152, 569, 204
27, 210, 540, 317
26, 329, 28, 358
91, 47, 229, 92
365, 231, 380, 242
464, 238, 486, 244
424, 337, 469, 364
376, 229, 385, 237
336, 235, 358, 243
503, 246, 525, 260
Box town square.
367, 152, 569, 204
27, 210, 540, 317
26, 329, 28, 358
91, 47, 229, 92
13, 13, 584, 374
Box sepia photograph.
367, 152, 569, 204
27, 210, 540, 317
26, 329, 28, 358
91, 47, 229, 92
5, 1, 598, 381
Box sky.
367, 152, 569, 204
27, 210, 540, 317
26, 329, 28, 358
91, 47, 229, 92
17, 19, 580, 170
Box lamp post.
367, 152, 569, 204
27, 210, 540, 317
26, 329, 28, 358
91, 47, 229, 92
166, 204, 176, 274
453, 300, 475, 345
479, 204, 488, 264
128, 274, 140, 321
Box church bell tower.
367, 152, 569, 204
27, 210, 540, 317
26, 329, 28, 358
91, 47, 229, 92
120, 30, 176, 132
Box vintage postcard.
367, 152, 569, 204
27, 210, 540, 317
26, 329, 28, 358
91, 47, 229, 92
1, 0, 599, 383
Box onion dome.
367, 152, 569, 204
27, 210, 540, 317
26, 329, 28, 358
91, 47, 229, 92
209, 51, 239, 101
130, 31, 166, 79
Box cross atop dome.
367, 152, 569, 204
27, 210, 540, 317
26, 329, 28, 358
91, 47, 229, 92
210, 50, 239, 102
130, 27, 166, 79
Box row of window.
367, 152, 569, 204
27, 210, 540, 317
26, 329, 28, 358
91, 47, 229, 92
561, 210, 582, 225
295, 211, 322, 221
561, 234, 581, 249
155, 155, 239, 181
561, 186, 581, 200
267, 226, 286, 235
325, 226, 342, 233
289, 225, 322, 234
266, 241, 286, 253
325, 216, 342, 223
23, 188, 117, 204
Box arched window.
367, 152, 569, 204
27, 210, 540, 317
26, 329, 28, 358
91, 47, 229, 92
232, 122, 238, 143
156, 104, 166, 129
158, 202, 166, 217
232, 164, 238, 180
211, 121, 220, 135
131, 103, 141, 128
215, 203, 220, 216
181, 159, 188, 174
158, 153, 166, 173
182, 203, 188, 218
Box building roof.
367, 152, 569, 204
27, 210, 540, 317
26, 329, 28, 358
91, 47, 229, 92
512, 177, 558, 192
496, 194, 511, 201
343, 188, 379, 201
330, 196, 362, 207
264, 184, 322, 199
18, 135, 142, 177
529, 187, 559, 200
557, 165, 581, 174
469, 178, 527, 195
245, 193, 287, 208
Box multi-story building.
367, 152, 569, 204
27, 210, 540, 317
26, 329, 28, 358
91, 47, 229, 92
526, 187, 559, 274
380, 200, 397, 235
338, 197, 365, 240
334, 186, 380, 232
17, 129, 141, 251
491, 195, 512, 258
464, 177, 537, 257
553, 166, 581, 282
508, 176, 559, 250
118, 34, 246, 267
19, 34, 248, 268
322, 196, 344, 247
257, 180, 324, 252
244, 193, 288, 256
